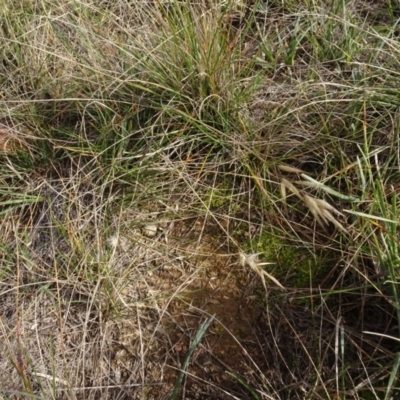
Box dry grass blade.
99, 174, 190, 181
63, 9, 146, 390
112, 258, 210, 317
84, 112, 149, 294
281, 178, 301, 198
277, 164, 305, 174
281, 178, 347, 233
239, 252, 286, 290
303, 194, 347, 233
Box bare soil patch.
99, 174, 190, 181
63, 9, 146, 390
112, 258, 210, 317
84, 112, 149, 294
0, 195, 273, 399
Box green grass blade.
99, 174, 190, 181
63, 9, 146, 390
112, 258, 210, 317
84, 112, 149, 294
226, 371, 261, 400
385, 352, 400, 400
300, 174, 359, 201
170, 316, 215, 400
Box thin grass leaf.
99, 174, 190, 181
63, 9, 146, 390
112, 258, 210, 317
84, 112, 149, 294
277, 164, 305, 174
384, 352, 400, 400
0, 195, 44, 216
303, 194, 326, 228
356, 156, 367, 193
314, 198, 344, 216
226, 372, 261, 400
170, 316, 215, 400
281, 178, 301, 198
344, 209, 399, 224
280, 180, 287, 207
363, 331, 400, 343
0, 196, 44, 207
300, 174, 359, 201
321, 208, 348, 233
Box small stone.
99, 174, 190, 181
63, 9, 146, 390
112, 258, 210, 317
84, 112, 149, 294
158, 220, 169, 230
142, 224, 158, 238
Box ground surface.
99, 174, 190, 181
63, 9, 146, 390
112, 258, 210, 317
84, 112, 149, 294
1, 0, 400, 399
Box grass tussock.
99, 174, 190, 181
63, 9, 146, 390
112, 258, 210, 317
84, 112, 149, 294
1, 0, 400, 399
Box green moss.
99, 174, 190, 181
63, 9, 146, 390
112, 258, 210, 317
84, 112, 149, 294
206, 186, 231, 208
204, 180, 240, 211
247, 229, 330, 288
213, 324, 226, 336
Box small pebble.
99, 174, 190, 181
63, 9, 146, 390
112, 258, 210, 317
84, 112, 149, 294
142, 224, 158, 238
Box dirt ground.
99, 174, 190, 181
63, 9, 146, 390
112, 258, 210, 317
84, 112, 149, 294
106, 215, 276, 399
0, 193, 283, 400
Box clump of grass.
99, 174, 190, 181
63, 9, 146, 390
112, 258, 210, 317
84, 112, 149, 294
1, 0, 400, 398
